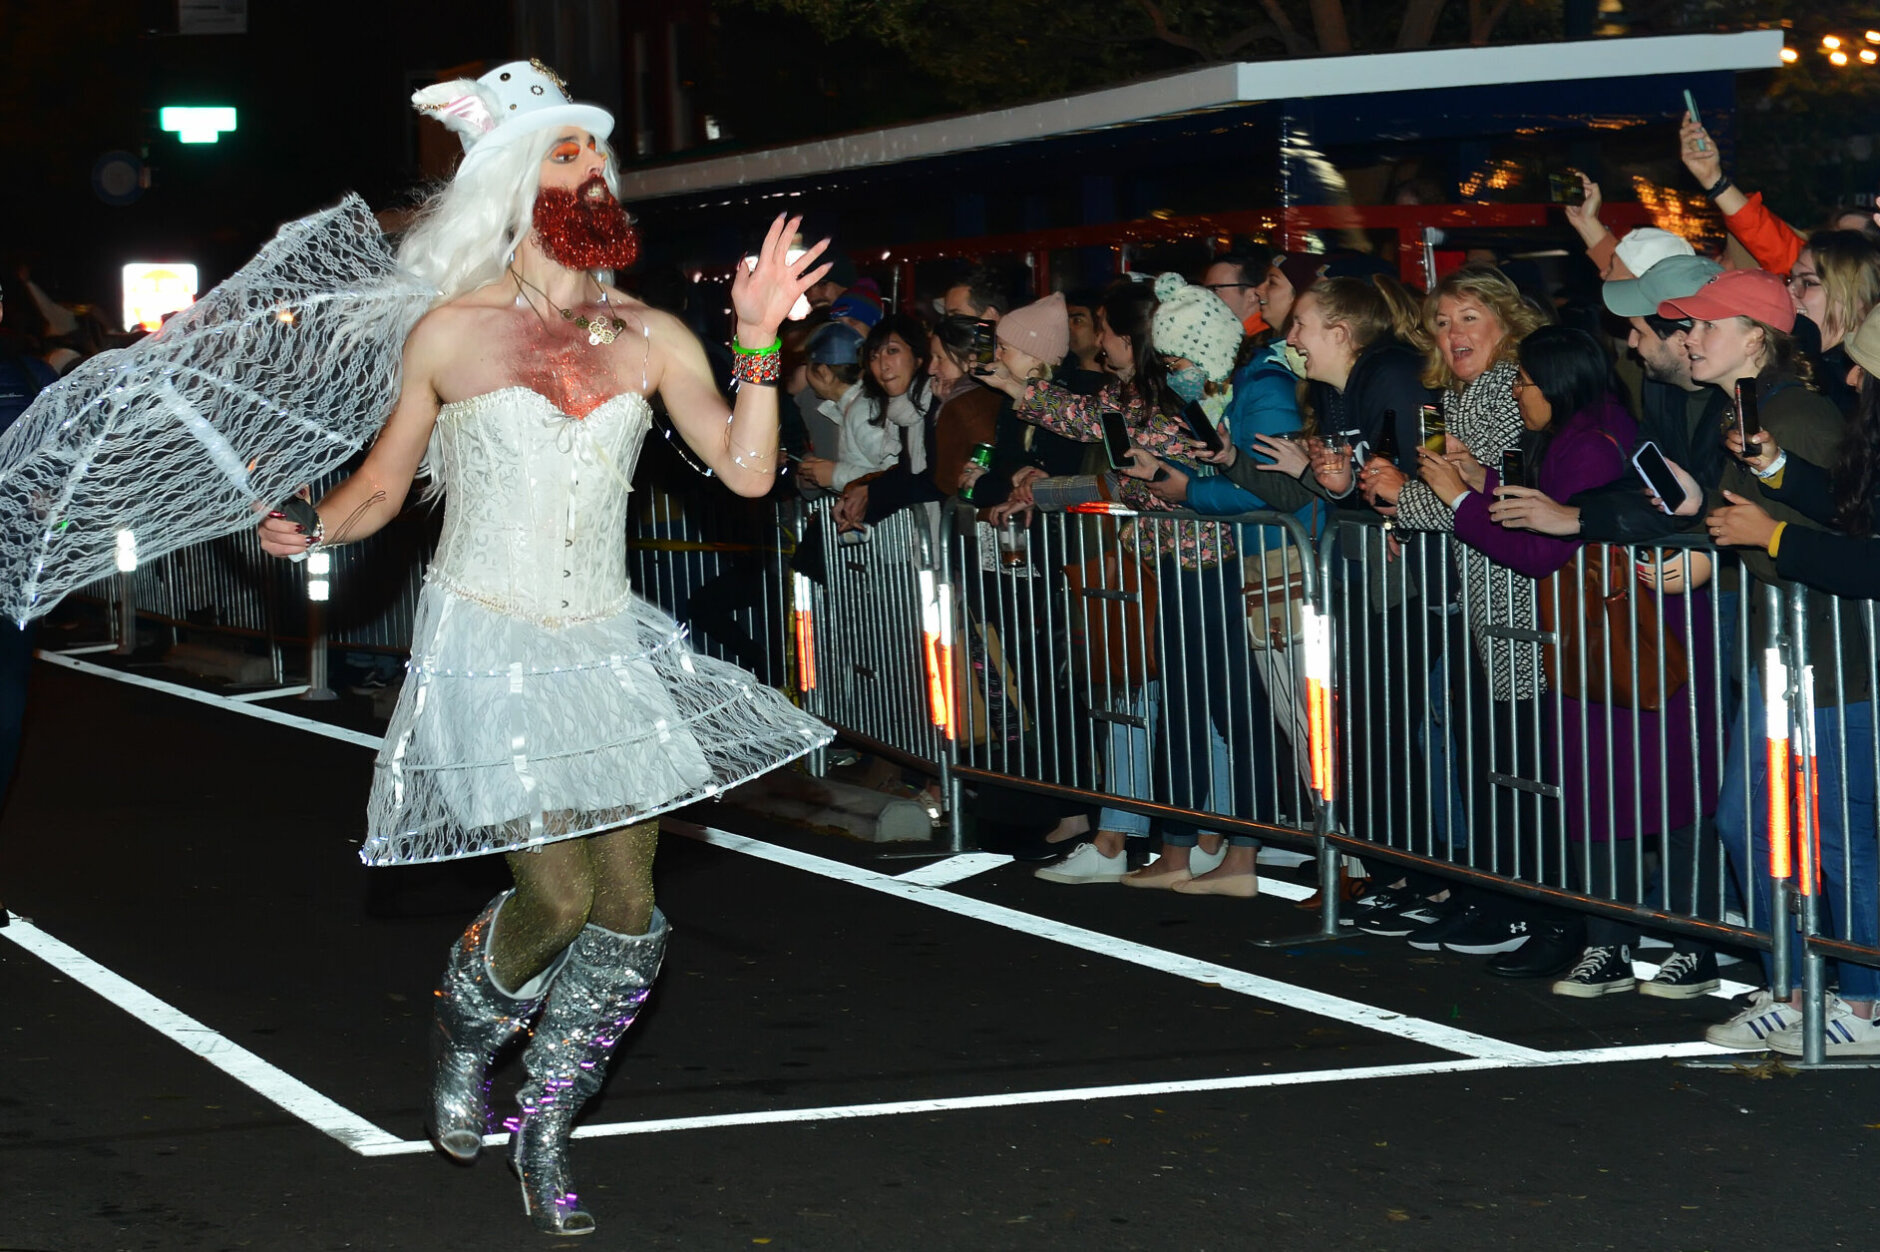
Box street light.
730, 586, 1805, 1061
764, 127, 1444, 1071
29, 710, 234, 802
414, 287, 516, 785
159, 106, 238, 144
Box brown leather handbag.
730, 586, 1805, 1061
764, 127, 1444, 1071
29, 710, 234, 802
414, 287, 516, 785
1539, 545, 1689, 710
1062, 528, 1158, 687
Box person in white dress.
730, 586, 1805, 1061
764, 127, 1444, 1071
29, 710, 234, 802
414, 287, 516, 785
256, 60, 833, 1237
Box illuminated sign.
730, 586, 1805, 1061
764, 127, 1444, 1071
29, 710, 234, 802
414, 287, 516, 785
122, 263, 199, 333
159, 106, 237, 143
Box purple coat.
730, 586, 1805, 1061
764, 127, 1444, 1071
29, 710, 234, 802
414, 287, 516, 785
1455, 397, 1718, 842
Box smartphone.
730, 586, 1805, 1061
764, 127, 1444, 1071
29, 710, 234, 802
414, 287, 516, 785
1419, 403, 1446, 454
1683, 89, 1706, 150
1373, 409, 1401, 465
1632, 440, 1688, 514
1548, 172, 1583, 206
1100, 408, 1133, 471
1735, 378, 1760, 448
1499, 448, 1525, 490
1181, 401, 1226, 455
969, 319, 998, 375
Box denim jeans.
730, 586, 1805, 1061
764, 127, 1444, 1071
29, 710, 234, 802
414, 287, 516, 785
1717, 679, 1879, 1001
1099, 681, 1245, 846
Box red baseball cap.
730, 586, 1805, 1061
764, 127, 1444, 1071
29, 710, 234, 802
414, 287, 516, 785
1657, 268, 1796, 333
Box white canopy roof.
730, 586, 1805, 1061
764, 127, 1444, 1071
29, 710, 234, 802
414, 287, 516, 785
619, 29, 1785, 201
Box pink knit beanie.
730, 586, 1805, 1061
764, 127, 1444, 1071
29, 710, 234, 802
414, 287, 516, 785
996, 292, 1069, 364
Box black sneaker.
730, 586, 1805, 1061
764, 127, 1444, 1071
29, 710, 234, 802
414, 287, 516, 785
1358, 896, 1450, 938
1401, 901, 1494, 951
1343, 884, 1416, 930
1550, 944, 1636, 997
1417, 905, 1531, 955
1638, 947, 1721, 1000
1486, 919, 1586, 978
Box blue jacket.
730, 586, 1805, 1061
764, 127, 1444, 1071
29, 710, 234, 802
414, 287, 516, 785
1186, 346, 1311, 526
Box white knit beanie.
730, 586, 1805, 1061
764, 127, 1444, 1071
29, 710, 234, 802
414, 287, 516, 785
1151, 272, 1242, 382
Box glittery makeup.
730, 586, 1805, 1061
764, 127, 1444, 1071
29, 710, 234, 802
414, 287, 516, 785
531, 173, 639, 272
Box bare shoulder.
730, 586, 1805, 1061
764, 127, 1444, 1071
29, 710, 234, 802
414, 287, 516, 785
598, 290, 699, 360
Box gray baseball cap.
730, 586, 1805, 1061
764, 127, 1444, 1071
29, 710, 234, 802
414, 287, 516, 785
806, 322, 863, 365
1603, 254, 1724, 318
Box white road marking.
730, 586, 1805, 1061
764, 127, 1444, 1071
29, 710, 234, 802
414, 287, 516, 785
894, 852, 1013, 886
228, 685, 312, 703
348, 1037, 1741, 1156
675, 824, 1548, 1063
0, 913, 405, 1154
37, 651, 383, 749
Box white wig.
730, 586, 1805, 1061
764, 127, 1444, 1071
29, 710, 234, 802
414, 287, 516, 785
398, 129, 626, 494
397, 129, 626, 307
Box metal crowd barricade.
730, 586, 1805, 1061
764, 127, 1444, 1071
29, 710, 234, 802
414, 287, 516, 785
1314, 513, 1763, 946
1775, 581, 1880, 1065
940, 503, 1332, 885
787, 498, 957, 816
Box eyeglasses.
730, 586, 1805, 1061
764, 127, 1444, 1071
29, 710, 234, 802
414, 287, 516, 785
1511, 377, 1538, 392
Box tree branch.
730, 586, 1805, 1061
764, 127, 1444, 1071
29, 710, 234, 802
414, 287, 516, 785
1130, 0, 1212, 56
1309, 0, 1352, 54
1218, 18, 1286, 57
1395, 0, 1447, 48
1470, 0, 1517, 44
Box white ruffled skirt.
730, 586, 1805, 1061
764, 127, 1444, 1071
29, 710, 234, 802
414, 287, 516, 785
361, 580, 830, 866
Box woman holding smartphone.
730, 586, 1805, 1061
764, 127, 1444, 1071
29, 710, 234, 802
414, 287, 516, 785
1687, 299, 1880, 1056
1423, 327, 1720, 992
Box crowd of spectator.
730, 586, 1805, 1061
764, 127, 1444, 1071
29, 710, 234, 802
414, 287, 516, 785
767, 111, 1880, 1060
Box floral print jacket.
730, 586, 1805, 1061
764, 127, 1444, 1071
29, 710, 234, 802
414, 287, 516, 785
1017, 378, 1234, 570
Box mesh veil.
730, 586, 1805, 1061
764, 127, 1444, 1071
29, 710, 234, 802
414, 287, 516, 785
0, 193, 435, 623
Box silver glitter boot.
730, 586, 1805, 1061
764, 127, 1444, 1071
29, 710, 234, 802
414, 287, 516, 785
507, 910, 669, 1237
428, 892, 568, 1163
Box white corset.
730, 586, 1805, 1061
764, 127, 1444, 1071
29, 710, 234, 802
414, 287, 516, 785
428, 386, 651, 625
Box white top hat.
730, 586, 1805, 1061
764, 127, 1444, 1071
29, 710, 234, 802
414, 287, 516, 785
412, 59, 614, 178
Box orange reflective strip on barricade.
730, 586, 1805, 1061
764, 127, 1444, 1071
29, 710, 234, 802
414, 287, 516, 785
1303, 606, 1335, 802
791, 571, 816, 693
1765, 647, 1791, 880
1796, 666, 1819, 896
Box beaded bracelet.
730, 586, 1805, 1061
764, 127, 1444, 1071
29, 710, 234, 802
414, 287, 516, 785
731, 350, 782, 388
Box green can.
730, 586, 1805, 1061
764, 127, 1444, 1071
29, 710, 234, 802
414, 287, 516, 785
961, 442, 997, 502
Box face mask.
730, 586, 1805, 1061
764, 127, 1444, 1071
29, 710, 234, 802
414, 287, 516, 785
1167, 366, 1208, 404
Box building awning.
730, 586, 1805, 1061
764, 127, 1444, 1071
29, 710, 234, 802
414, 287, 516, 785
618, 30, 1784, 201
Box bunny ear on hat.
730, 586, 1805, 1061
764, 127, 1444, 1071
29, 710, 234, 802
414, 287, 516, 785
411, 79, 501, 149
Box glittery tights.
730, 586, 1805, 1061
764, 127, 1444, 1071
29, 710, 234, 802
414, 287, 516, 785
489, 820, 659, 990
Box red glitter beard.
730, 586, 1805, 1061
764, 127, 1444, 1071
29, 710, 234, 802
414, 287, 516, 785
532, 173, 641, 271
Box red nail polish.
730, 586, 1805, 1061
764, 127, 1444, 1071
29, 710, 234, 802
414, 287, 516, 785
267, 511, 285, 519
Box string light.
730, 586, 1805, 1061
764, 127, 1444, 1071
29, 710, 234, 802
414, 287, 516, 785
1781, 47, 1799, 63
1832, 49, 1850, 66
1824, 34, 1842, 48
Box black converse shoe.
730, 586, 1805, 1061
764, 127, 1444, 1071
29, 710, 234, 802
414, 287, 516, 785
1551, 944, 1636, 998
1638, 948, 1721, 1000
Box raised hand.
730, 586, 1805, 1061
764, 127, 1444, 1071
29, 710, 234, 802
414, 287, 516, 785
1563, 172, 1606, 247
1680, 114, 1722, 189
731, 213, 831, 347
1723, 426, 1780, 473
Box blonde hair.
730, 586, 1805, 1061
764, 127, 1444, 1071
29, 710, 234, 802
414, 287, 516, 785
1420, 266, 1545, 393
1310, 275, 1431, 356
1804, 230, 1880, 345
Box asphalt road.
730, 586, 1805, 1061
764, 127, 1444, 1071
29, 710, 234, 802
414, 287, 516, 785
2, 658, 1872, 1251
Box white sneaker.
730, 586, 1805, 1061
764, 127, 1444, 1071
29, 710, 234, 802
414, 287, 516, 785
1188, 841, 1229, 875
1703, 990, 1804, 1050
1034, 842, 1130, 884
1765, 996, 1880, 1057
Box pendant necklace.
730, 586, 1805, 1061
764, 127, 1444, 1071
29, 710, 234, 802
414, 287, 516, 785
511, 269, 629, 347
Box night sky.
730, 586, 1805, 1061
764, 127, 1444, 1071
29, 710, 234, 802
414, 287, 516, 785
8, 1, 525, 321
